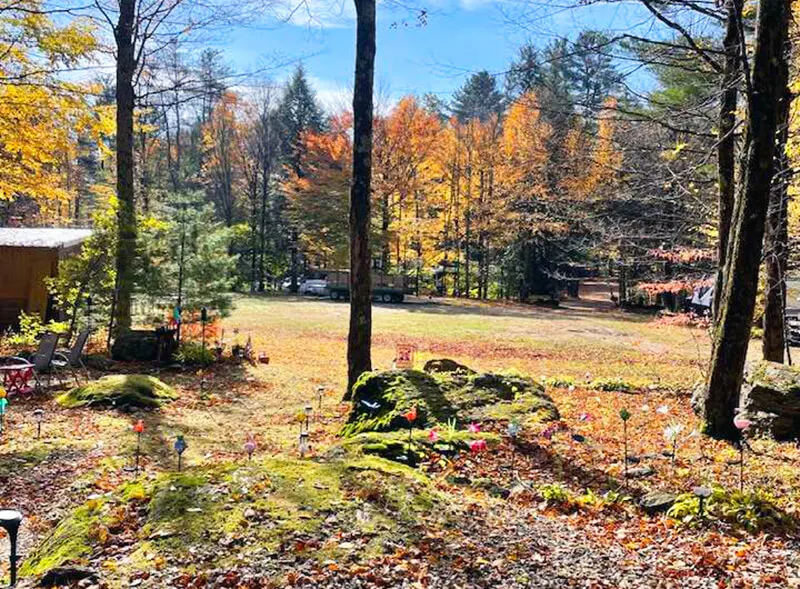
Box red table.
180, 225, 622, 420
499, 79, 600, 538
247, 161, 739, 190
0, 364, 34, 395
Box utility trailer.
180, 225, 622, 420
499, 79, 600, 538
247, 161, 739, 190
326, 269, 411, 303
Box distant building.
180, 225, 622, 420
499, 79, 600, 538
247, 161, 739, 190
0, 228, 92, 330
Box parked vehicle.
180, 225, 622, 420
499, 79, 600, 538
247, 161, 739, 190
298, 279, 328, 296
326, 269, 411, 303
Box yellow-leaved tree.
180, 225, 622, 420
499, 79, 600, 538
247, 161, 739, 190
0, 0, 97, 220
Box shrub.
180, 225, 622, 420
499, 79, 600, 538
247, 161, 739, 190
175, 342, 215, 366
2, 311, 68, 349
538, 483, 571, 506
667, 487, 790, 532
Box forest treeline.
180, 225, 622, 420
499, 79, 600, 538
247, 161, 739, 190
0, 10, 719, 303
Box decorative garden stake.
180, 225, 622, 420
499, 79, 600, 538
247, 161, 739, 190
174, 435, 187, 472
201, 307, 208, 353
244, 434, 257, 462
508, 420, 521, 470
734, 417, 752, 492
33, 408, 44, 439
469, 439, 487, 454
663, 424, 684, 465
304, 404, 313, 431
403, 407, 417, 444
86, 295, 93, 334
295, 411, 306, 434
0, 395, 9, 434
619, 408, 631, 485
298, 431, 310, 458
360, 399, 380, 415
693, 486, 712, 518
0, 509, 22, 586
133, 420, 145, 475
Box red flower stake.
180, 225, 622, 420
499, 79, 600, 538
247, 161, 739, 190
133, 420, 145, 475
404, 407, 417, 444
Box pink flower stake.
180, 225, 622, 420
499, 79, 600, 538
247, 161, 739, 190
734, 416, 752, 492
469, 439, 487, 454
244, 435, 257, 462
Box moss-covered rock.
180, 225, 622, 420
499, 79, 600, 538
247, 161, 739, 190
341, 362, 558, 436
737, 361, 800, 439
57, 374, 177, 409
22, 457, 449, 585
336, 429, 500, 466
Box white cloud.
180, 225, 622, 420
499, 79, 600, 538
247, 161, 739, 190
308, 75, 352, 113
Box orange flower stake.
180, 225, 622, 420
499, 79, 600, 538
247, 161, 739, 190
404, 407, 417, 444
133, 420, 145, 475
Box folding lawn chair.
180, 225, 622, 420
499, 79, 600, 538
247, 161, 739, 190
51, 329, 91, 386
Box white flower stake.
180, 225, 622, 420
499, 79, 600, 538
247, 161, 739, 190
663, 423, 684, 464
734, 416, 753, 492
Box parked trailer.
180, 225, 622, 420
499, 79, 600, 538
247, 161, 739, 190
326, 269, 411, 303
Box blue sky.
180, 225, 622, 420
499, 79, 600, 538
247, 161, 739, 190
213, 0, 699, 111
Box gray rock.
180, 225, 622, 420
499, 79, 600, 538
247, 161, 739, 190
423, 358, 476, 375
639, 490, 677, 514
739, 361, 800, 439
39, 567, 97, 587
627, 465, 654, 478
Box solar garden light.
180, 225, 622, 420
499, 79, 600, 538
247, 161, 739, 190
174, 435, 187, 472
33, 409, 43, 440
507, 420, 521, 470
693, 486, 712, 518
201, 307, 208, 353
298, 431, 310, 458
0, 510, 21, 587
86, 295, 93, 334
304, 404, 313, 431
316, 387, 324, 410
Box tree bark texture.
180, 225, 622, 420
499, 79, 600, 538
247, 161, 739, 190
113, 0, 137, 333
762, 79, 792, 363
345, 0, 376, 398
713, 0, 742, 318
702, 0, 791, 440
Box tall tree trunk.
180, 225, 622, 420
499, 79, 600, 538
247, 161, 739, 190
113, 0, 137, 333
763, 81, 791, 362
700, 0, 791, 440
713, 0, 742, 318
258, 160, 270, 292
345, 0, 376, 398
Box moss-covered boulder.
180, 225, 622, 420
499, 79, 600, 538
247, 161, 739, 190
21, 457, 449, 585
738, 361, 800, 439
341, 362, 559, 436
336, 429, 500, 466
57, 374, 177, 409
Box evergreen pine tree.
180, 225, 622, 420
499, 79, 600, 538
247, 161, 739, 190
276, 64, 325, 175
451, 70, 505, 122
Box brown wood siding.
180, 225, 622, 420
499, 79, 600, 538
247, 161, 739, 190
0, 246, 58, 324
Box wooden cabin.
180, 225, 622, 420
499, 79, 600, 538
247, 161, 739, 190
0, 228, 92, 330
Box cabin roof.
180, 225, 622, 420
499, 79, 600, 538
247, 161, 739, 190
0, 227, 92, 249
